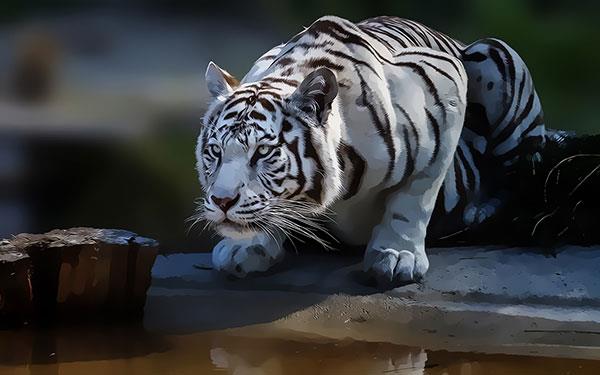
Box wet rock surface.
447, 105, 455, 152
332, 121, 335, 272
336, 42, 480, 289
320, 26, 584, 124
0, 228, 158, 327
147, 245, 600, 359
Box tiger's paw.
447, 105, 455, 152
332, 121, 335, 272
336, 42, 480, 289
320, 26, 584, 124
363, 247, 429, 288
211, 235, 284, 278
463, 198, 502, 226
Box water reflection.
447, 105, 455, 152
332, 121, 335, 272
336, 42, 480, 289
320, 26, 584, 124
0, 325, 170, 367
208, 338, 429, 375
1, 326, 599, 374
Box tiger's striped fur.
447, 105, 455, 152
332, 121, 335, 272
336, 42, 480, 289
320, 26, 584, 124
195, 15, 546, 286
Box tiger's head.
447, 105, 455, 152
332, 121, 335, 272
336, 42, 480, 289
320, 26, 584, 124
195, 62, 343, 240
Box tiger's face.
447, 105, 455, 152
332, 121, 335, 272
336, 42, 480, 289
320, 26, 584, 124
195, 62, 342, 240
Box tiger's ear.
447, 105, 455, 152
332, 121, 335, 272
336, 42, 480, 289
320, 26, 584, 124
205, 61, 239, 99
289, 68, 338, 125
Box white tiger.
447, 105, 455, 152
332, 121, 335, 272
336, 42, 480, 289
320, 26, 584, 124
194, 15, 545, 287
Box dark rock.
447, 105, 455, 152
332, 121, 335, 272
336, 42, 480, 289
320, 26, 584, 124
0, 246, 33, 328
0, 228, 159, 327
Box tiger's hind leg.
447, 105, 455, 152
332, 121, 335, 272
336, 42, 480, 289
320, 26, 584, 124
459, 38, 546, 226
462, 37, 546, 161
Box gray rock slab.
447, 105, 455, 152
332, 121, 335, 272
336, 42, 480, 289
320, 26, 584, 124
146, 245, 600, 359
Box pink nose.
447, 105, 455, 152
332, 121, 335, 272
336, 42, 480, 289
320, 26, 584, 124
210, 194, 240, 213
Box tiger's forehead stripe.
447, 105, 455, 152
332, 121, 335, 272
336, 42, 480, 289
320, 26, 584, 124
209, 95, 284, 151
208, 77, 302, 149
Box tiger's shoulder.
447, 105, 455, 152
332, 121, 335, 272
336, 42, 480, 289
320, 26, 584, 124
242, 15, 387, 83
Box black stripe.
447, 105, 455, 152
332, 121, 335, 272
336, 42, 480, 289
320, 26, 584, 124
420, 60, 460, 88
425, 108, 441, 165
499, 134, 544, 163
271, 163, 286, 174
427, 28, 457, 55
230, 88, 255, 96
487, 41, 516, 135
399, 126, 415, 185
514, 70, 527, 119
266, 41, 334, 69
305, 19, 388, 64
249, 111, 267, 121
224, 97, 250, 112
430, 28, 462, 56
396, 50, 464, 83
258, 98, 276, 112
324, 49, 381, 78
462, 52, 487, 62
281, 119, 293, 132
394, 103, 420, 165
455, 145, 475, 191
338, 142, 366, 200
303, 57, 345, 71
492, 92, 535, 151
258, 90, 283, 99
263, 76, 300, 87
376, 26, 409, 47
394, 61, 445, 123
493, 69, 527, 147
401, 19, 432, 48
256, 54, 278, 62
487, 39, 516, 95
302, 129, 324, 203
362, 24, 407, 49
521, 112, 544, 138
258, 133, 277, 142
273, 56, 296, 67
223, 111, 238, 120
488, 47, 507, 83
360, 25, 397, 52
356, 68, 395, 181
375, 126, 416, 198
453, 156, 467, 206
286, 138, 306, 199
394, 104, 421, 186
237, 207, 264, 215
383, 21, 421, 46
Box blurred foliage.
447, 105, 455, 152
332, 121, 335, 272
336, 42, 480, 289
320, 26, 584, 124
1, 0, 598, 132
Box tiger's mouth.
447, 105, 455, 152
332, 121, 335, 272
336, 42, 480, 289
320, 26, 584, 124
216, 218, 262, 239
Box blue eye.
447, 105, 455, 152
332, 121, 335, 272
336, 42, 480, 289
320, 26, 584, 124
256, 145, 274, 157
208, 144, 221, 156
250, 145, 279, 166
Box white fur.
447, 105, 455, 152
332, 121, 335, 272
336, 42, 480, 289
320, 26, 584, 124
198, 16, 468, 286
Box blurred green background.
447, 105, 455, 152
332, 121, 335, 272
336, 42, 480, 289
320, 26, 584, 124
0, 1, 598, 252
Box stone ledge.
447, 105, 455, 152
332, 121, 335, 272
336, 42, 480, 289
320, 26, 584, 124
146, 245, 600, 359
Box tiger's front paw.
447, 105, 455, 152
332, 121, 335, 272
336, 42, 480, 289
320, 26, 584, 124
363, 247, 429, 288
211, 235, 284, 278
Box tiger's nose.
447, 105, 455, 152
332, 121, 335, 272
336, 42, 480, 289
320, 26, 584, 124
210, 194, 240, 213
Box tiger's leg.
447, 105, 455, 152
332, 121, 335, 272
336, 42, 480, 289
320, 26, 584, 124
460, 38, 546, 225
362, 181, 434, 287
211, 232, 285, 277
462, 37, 546, 159
363, 112, 466, 287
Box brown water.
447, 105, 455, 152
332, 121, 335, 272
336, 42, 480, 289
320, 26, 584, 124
1, 326, 599, 375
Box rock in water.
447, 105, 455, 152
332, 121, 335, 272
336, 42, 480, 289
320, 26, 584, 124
0, 228, 159, 327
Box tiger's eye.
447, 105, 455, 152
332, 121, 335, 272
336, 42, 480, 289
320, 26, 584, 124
257, 145, 273, 156
209, 144, 221, 156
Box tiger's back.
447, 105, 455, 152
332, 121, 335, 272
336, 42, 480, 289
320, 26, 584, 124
244, 15, 547, 241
